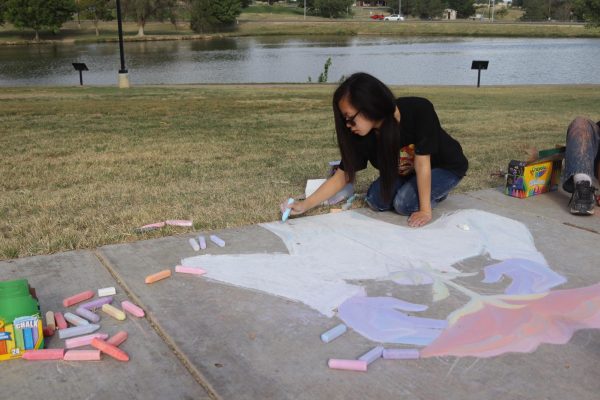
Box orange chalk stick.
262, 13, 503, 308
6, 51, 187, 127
63, 290, 94, 307
22, 349, 65, 361
107, 331, 128, 347
144, 269, 171, 284
91, 338, 129, 362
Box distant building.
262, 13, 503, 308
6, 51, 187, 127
443, 9, 457, 20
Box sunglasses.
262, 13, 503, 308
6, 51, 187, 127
344, 110, 361, 127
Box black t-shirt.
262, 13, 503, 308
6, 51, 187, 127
340, 97, 469, 177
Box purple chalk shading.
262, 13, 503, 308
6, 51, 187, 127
80, 296, 113, 311
382, 348, 420, 360
338, 296, 447, 346
210, 235, 225, 247
358, 346, 384, 365
482, 258, 566, 295
198, 236, 207, 250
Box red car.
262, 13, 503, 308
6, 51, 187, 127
370, 14, 385, 20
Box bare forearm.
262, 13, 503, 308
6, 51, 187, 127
415, 155, 431, 212
304, 168, 348, 210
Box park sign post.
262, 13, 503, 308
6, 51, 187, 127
116, 0, 130, 88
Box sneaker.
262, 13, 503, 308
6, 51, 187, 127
568, 181, 596, 215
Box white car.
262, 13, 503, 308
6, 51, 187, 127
384, 14, 405, 21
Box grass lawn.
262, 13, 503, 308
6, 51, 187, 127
1, 84, 599, 259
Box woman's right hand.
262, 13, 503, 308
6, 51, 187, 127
280, 199, 308, 217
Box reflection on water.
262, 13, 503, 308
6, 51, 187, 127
1, 36, 599, 86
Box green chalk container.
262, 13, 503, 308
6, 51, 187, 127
0, 278, 43, 360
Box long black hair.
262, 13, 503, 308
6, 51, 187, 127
333, 72, 401, 203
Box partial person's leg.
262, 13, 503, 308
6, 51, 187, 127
562, 117, 599, 215
392, 169, 462, 215
562, 117, 600, 192
365, 176, 406, 211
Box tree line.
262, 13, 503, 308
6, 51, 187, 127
0, 0, 598, 42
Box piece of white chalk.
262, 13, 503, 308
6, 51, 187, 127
358, 346, 384, 365
320, 323, 347, 343
63, 312, 90, 326
189, 238, 200, 251
382, 348, 420, 360
210, 235, 225, 247
98, 287, 116, 297
198, 235, 207, 250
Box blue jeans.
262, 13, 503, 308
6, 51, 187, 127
365, 168, 462, 215
562, 117, 600, 193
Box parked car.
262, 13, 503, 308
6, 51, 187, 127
370, 14, 385, 20
384, 14, 405, 21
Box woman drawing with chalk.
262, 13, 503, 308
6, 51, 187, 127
284, 72, 468, 227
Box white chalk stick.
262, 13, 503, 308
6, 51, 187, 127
98, 287, 116, 297
210, 235, 225, 247
189, 238, 200, 251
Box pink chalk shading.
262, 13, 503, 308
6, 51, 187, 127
175, 265, 207, 276
166, 220, 193, 227
65, 333, 109, 349
22, 349, 65, 360
421, 282, 600, 358
63, 350, 101, 361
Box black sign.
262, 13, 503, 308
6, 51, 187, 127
471, 60, 489, 70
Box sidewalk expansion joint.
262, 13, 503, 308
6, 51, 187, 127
92, 249, 222, 400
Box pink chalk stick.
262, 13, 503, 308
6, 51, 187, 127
121, 301, 145, 318
63, 350, 101, 361
175, 266, 207, 276
22, 349, 65, 361
54, 312, 68, 330
63, 290, 94, 307
141, 222, 166, 229
107, 331, 128, 347
328, 359, 368, 372
165, 219, 193, 227
65, 333, 109, 349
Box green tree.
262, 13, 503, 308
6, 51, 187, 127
521, 0, 548, 20
313, 0, 354, 18
413, 0, 444, 18
447, 0, 475, 18
122, 0, 176, 36
79, 0, 114, 36
5, 0, 77, 41
0, 0, 6, 25
574, 0, 600, 25
190, 0, 241, 33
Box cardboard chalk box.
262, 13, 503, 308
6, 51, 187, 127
505, 158, 562, 198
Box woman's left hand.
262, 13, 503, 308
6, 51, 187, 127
408, 210, 432, 227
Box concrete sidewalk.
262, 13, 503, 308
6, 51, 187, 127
1, 188, 599, 400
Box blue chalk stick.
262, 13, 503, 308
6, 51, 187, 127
320, 323, 347, 343
382, 348, 420, 360
358, 346, 384, 365
281, 198, 294, 222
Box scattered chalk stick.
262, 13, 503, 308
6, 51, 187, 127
98, 287, 116, 297
175, 265, 207, 276
80, 296, 113, 311
189, 238, 200, 251
63, 290, 94, 307
382, 348, 420, 360
54, 312, 68, 330
45, 311, 55, 331
91, 338, 130, 362
320, 323, 347, 343
64, 312, 90, 326
58, 324, 100, 340
328, 359, 367, 372
210, 235, 225, 247
22, 349, 65, 361
145, 269, 172, 284
198, 235, 207, 250
358, 346, 384, 365
101, 304, 126, 321
75, 307, 100, 323
107, 331, 128, 347
65, 333, 109, 349
121, 301, 145, 318
63, 349, 101, 361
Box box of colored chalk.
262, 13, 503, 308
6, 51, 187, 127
0, 279, 44, 361
504, 147, 563, 199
